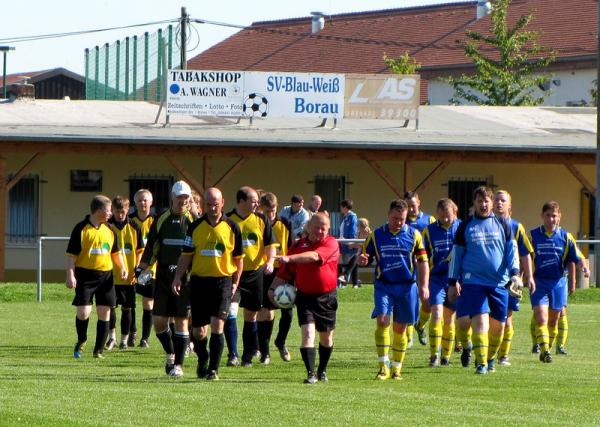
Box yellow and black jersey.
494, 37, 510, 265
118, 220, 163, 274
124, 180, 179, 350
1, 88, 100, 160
141, 209, 195, 268
109, 217, 145, 285
268, 216, 292, 268
66, 215, 119, 271
130, 212, 157, 276
182, 214, 244, 277
226, 209, 276, 271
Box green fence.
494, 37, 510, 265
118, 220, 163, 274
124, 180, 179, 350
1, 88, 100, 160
85, 25, 181, 101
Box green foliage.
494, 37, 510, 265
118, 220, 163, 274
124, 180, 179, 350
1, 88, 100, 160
448, 0, 556, 105
1, 284, 600, 425
591, 79, 598, 106
383, 51, 421, 75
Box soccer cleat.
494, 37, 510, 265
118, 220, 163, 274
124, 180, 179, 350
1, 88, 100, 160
260, 355, 271, 365
556, 345, 568, 355
105, 338, 116, 351
440, 357, 450, 367
276, 345, 291, 362
254, 350, 261, 360
407, 338, 414, 349
73, 342, 85, 359
168, 365, 184, 377
416, 327, 428, 346
317, 371, 328, 383
118, 341, 128, 350
498, 356, 511, 366
475, 364, 488, 375
127, 333, 136, 347
226, 355, 239, 367
241, 360, 253, 368
93, 352, 104, 359
139, 339, 149, 348
206, 370, 219, 381
540, 351, 553, 363
390, 367, 402, 381
196, 361, 208, 379
429, 355, 440, 368
487, 359, 496, 373
304, 371, 318, 384
531, 343, 540, 354
460, 346, 472, 368
375, 365, 390, 380
165, 363, 175, 375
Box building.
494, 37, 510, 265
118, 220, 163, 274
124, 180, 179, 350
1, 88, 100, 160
1, 68, 85, 100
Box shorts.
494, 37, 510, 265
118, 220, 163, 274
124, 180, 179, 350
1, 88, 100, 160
190, 276, 233, 327
507, 294, 520, 312
262, 267, 278, 310
114, 284, 136, 308
371, 281, 419, 325
530, 276, 567, 311
135, 279, 155, 299
238, 267, 264, 312
72, 267, 116, 307
455, 283, 508, 322
152, 266, 190, 318
429, 275, 456, 311
296, 290, 337, 332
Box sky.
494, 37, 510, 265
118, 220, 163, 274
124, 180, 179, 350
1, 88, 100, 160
0, 0, 467, 76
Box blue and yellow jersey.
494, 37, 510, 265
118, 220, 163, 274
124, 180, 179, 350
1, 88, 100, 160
509, 218, 534, 257
449, 214, 519, 288
141, 209, 194, 268
422, 219, 461, 277
109, 217, 144, 285
267, 216, 292, 268
226, 209, 276, 272
182, 215, 244, 277
407, 211, 436, 233
363, 223, 428, 285
530, 226, 583, 281
66, 215, 119, 272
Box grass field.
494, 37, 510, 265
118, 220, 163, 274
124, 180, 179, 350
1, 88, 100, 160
1, 283, 600, 426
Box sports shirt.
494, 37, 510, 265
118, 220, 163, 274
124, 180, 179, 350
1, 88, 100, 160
109, 217, 144, 285
141, 209, 194, 268
406, 211, 436, 233
530, 226, 583, 280
226, 209, 276, 272
66, 215, 119, 271
422, 219, 461, 277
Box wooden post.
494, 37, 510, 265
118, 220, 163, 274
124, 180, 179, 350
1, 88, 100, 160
0, 154, 6, 282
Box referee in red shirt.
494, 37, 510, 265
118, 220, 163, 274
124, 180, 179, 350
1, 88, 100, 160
270, 213, 339, 384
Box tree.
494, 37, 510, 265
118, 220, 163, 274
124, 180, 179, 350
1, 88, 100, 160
383, 51, 421, 74
447, 0, 556, 106
591, 80, 597, 106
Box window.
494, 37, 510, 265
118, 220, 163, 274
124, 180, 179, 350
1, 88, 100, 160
128, 175, 174, 214
447, 178, 488, 222
71, 170, 102, 192
7, 175, 39, 244
314, 175, 346, 237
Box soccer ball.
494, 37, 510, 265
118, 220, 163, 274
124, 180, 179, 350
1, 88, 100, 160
243, 93, 269, 117
273, 283, 296, 309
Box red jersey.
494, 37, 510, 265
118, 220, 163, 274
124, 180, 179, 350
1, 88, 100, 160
277, 235, 339, 295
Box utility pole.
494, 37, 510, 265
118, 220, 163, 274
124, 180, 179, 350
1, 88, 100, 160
1, 46, 15, 99
180, 7, 188, 70
595, 1, 600, 286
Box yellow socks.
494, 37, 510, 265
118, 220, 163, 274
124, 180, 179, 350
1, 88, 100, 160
441, 322, 455, 360
375, 324, 391, 366
548, 322, 559, 349
456, 325, 472, 349
417, 306, 431, 331
535, 324, 549, 353
472, 332, 488, 365
530, 315, 537, 346
498, 323, 514, 359
392, 330, 408, 366
488, 330, 503, 362
557, 315, 569, 348
429, 320, 443, 357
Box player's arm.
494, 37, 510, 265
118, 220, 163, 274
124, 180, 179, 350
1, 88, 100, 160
448, 222, 467, 296
567, 261, 576, 295
520, 253, 535, 294
232, 256, 243, 296
414, 231, 429, 301
65, 223, 83, 289
277, 251, 320, 264
358, 231, 376, 266
65, 255, 77, 289
172, 254, 193, 296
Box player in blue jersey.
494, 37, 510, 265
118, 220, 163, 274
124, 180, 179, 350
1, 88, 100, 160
529, 201, 589, 363
359, 198, 429, 380
422, 198, 461, 367
448, 186, 520, 375
404, 191, 436, 347
493, 190, 536, 366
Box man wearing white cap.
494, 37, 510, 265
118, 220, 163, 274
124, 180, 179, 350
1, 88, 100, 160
138, 180, 195, 377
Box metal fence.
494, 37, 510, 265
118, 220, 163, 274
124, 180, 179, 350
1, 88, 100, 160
85, 25, 181, 102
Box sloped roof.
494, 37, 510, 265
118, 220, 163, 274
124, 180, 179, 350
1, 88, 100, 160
189, 0, 597, 74
1, 68, 84, 87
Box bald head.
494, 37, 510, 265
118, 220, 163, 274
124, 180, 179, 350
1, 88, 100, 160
204, 187, 224, 222
236, 185, 259, 215
307, 212, 330, 242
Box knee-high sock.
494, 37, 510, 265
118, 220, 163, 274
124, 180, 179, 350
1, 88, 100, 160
441, 322, 455, 359
208, 333, 225, 372
498, 323, 514, 358
391, 330, 407, 367
417, 306, 431, 331
93, 320, 110, 354
548, 322, 559, 349
530, 314, 537, 346
120, 309, 132, 338
75, 317, 89, 345
300, 347, 316, 374
224, 316, 238, 358
456, 325, 471, 349
557, 314, 569, 348
487, 329, 503, 361
173, 331, 189, 366
374, 324, 391, 366
141, 309, 153, 340
194, 335, 209, 369
257, 320, 274, 358
129, 307, 137, 334
472, 332, 488, 365
156, 329, 174, 355
535, 323, 549, 353
317, 344, 333, 374
429, 320, 443, 357
275, 308, 293, 348
109, 308, 116, 331
405, 324, 414, 343
242, 321, 258, 361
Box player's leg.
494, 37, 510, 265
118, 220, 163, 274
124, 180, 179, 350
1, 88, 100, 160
169, 277, 191, 376
274, 307, 293, 362
106, 307, 117, 350
257, 270, 276, 364
224, 292, 240, 366
498, 311, 513, 365
300, 321, 317, 384
440, 306, 456, 365
531, 282, 552, 363
487, 286, 508, 372
204, 277, 232, 380
92, 274, 116, 358
120, 307, 132, 349
471, 313, 490, 374
140, 296, 154, 347
530, 313, 539, 353
241, 309, 259, 366
314, 290, 337, 382
372, 282, 392, 379
153, 270, 177, 373
317, 329, 334, 382
390, 283, 418, 379
128, 307, 137, 347
556, 307, 569, 355
74, 304, 92, 358
416, 299, 431, 346
454, 286, 472, 367
548, 279, 568, 351
206, 317, 226, 380
427, 278, 445, 366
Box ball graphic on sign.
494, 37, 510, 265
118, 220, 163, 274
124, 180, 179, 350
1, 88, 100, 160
169, 83, 180, 95
243, 93, 269, 118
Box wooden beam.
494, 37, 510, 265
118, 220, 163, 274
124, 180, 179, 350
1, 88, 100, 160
6, 152, 45, 191
414, 161, 448, 193
202, 156, 212, 190
564, 163, 595, 195
0, 155, 6, 281
365, 160, 403, 197
403, 161, 412, 193
213, 157, 247, 188
165, 156, 204, 194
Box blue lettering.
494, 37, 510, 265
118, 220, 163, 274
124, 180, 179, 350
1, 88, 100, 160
267, 76, 274, 92
285, 77, 294, 92
295, 97, 305, 113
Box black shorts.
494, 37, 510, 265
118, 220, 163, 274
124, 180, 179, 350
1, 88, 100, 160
135, 279, 155, 299
72, 268, 116, 307
296, 290, 337, 332
238, 267, 264, 312
190, 276, 233, 327
152, 266, 190, 318
115, 284, 136, 308
262, 268, 278, 310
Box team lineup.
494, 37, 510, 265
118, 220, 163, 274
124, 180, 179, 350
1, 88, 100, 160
65, 182, 589, 382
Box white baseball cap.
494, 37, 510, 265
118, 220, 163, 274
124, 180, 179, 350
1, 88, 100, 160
171, 180, 192, 197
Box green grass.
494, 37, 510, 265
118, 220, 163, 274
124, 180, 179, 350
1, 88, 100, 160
1, 283, 600, 426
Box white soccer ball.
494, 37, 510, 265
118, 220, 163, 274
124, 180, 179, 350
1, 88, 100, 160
243, 93, 269, 118
274, 283, 296, 309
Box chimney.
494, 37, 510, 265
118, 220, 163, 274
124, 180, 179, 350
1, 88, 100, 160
311, 11, 325, 34
476, 0, 492, 19
7, 76, 35, 101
